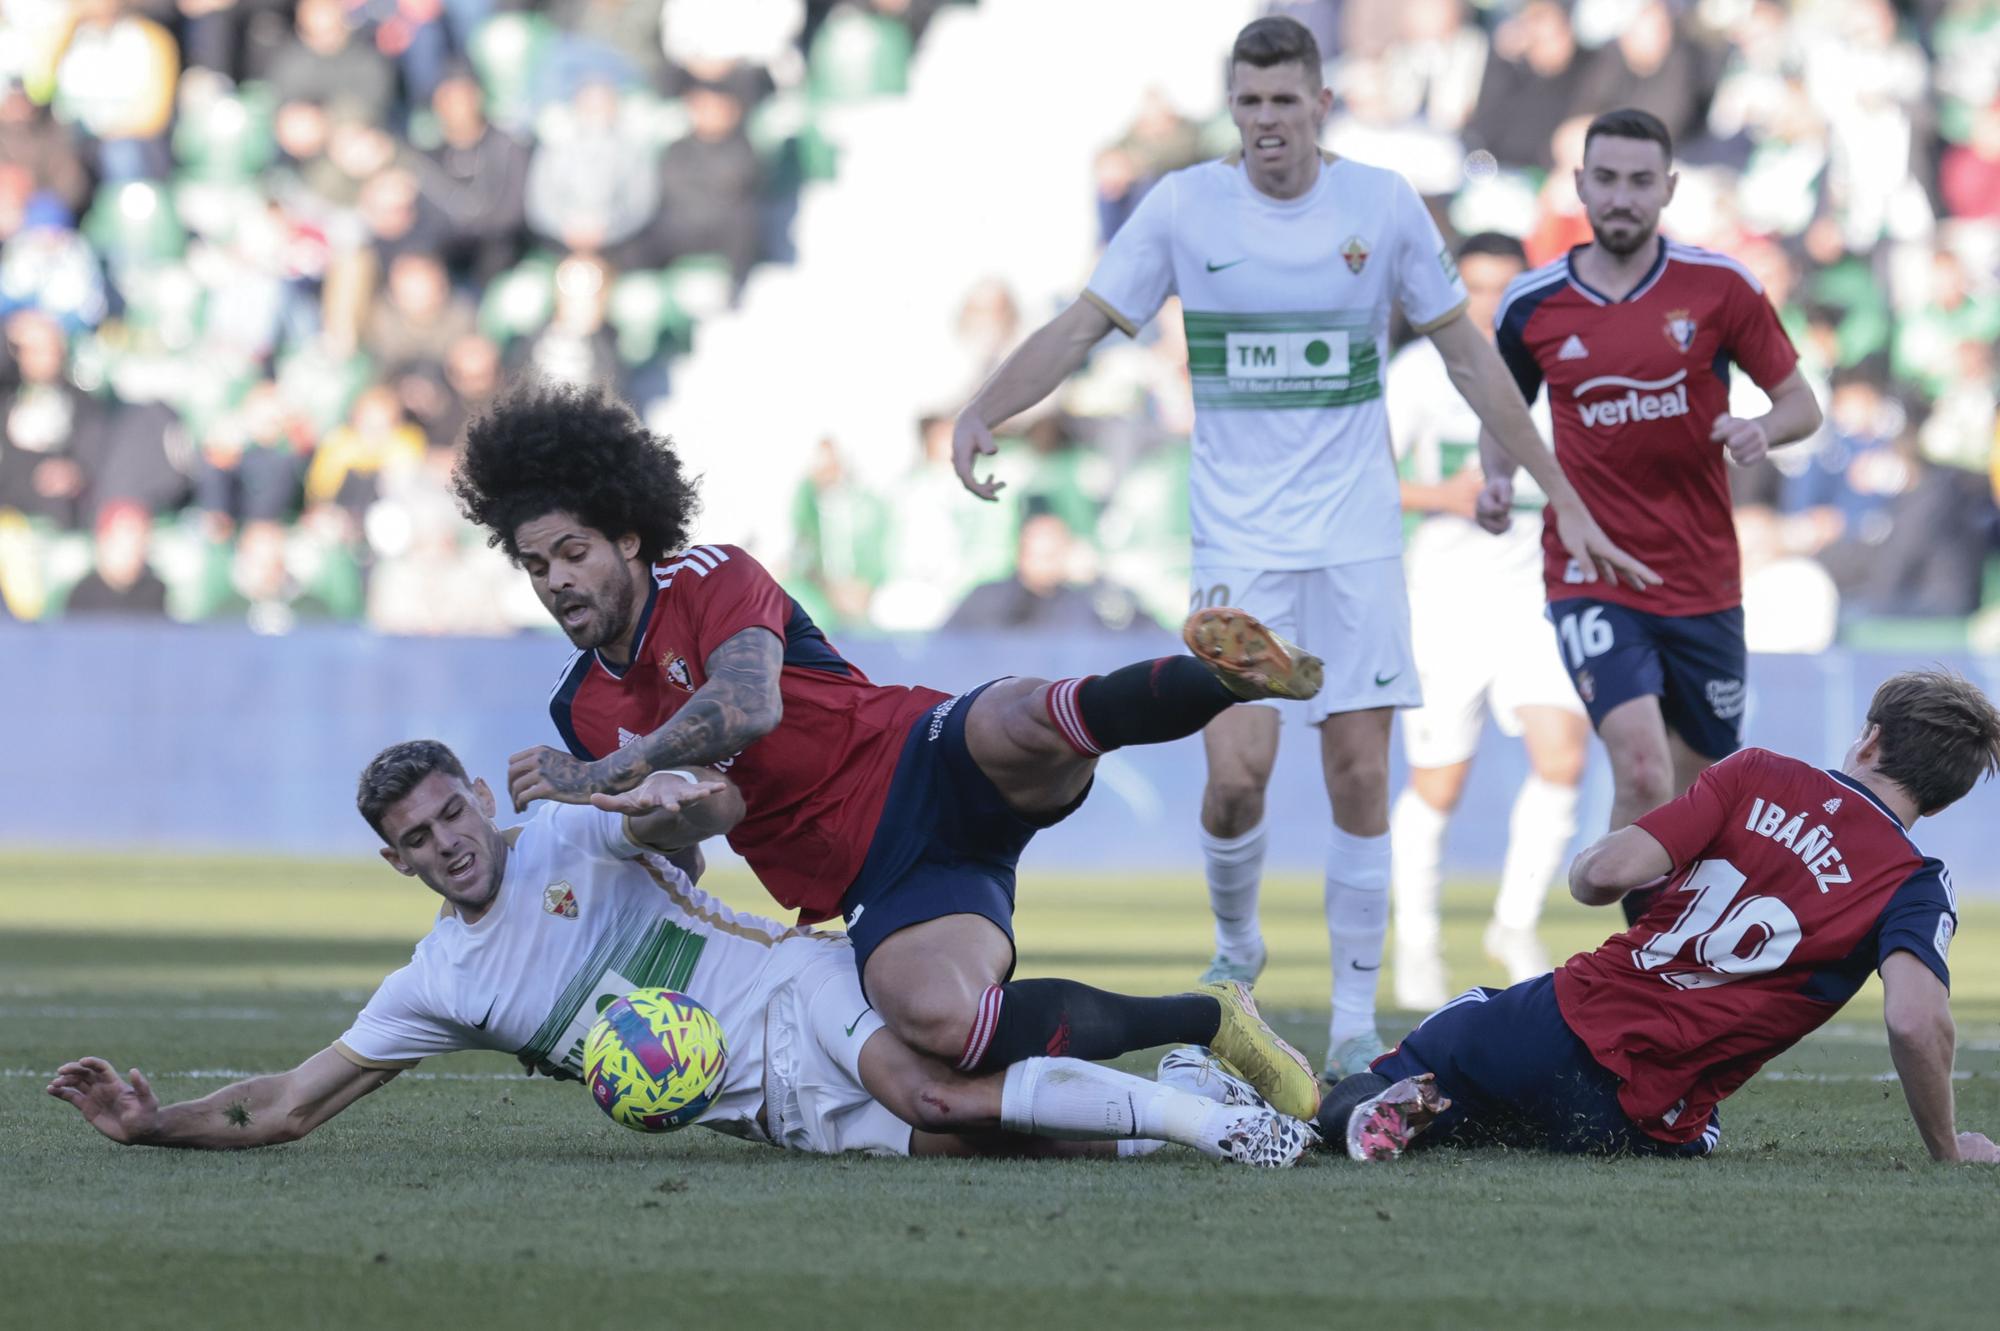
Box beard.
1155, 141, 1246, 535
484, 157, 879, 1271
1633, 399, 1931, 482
1589, 210, 1658, 258
551, 560, 637, 650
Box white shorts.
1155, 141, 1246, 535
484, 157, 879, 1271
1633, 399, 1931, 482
1401, 582, 1582, 769
1190, 555, 1421, 721
761, 943, 908, 1157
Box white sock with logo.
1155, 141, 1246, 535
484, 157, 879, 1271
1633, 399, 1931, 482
1389, 790, 1449, 956
1494, 777, 1581, 931
1200, 821, 1267, 962
999, 1057, 1241, 1155
1326, 826, 1392, 1046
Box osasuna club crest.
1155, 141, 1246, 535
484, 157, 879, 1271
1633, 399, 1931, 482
1663, 309, 1698, 353
1341, 235, 1370, 274
661, 651, 694, 692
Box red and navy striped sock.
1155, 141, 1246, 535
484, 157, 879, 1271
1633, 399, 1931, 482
957, 979, 1222, 1073
1043, 657, 1238, 758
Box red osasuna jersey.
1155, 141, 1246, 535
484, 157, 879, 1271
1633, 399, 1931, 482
549, 544, 947, 922
1494, 239, 1800, 617
1555, 747, 1958, 1144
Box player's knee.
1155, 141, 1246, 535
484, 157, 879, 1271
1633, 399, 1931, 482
1611, 748, 1673, 808
1202, 776, 1266, 835
1326, 748, 1390, 802
883, 1004, 978, 1065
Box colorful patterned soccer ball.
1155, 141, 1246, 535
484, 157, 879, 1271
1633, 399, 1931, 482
584, 989, 728, 1132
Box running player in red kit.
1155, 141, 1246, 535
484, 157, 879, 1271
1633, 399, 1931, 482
1315, 670, 2000, 1165
1476, 109, 1823, 925
450, 384, 1324, 1120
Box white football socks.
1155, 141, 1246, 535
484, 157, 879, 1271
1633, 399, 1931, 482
1200, 820, 1267, 961
998, 1056, 1245, 1158
1494, 777, 1581, 931
1389, 789, 1449, 955
1326, 825, 1392, 1045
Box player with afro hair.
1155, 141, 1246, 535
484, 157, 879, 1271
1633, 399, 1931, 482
453, 380, 700, 565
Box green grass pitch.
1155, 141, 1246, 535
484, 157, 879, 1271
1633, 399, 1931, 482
4, 851, 1997, 1330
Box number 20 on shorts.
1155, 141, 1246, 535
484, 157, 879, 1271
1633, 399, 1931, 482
1557, 606, 1614, 670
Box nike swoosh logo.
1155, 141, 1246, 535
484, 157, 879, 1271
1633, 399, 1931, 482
1205, 258, 1248, 272
1350, 961, 1381, 972
472, 999, 498, 1031
844, 1005, 874, 1038
1373, 672, 1401, 687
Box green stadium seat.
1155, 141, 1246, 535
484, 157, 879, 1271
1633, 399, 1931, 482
172, 81, 277, 184
82, 180, 185, 267
608, 269, 694, 365
807, 9, 913, 104
478, 258, 558, 347
468, 11, 559, 130
662, 255, 733, 325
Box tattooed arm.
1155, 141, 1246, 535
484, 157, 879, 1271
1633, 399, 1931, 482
508, 626, 785, 810
46, 1047, 397, 1149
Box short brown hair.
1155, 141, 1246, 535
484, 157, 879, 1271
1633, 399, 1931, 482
357, 740, 470, 839
1865, 670, 2000, 815
1230, 16, 1321, 85
1584, 108, 1674, 165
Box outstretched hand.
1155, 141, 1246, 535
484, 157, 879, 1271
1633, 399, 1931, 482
47, 1057, 160, 1144
588, 771, 729, 817
1552, 500, 1663, 592
952, 413, 1005, 501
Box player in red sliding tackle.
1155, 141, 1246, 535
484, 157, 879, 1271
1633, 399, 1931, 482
1477, 108, 1823, 926
450, 382, 1322, 1120
1316, 669, 2000, 1166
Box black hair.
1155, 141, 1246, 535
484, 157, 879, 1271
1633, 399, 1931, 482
1583, 108, 1674, 164
1457, 232, 1529, 264
453, 380, 699, 563
1230, 16, 1322, 85
357, 740, 470, 839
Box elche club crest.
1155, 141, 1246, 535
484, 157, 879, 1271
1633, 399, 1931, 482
544, 882, 579, 919
1341, 235, 1370, 275
661, 650, 694, 693
1663, 309, 1697, 353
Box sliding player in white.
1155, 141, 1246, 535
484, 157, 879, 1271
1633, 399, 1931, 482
951, 17, 1651, 1077
46, 742, 1317, 1166
1385, 233, 1589, 1007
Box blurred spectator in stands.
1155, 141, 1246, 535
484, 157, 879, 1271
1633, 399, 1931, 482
548, 0, 669, 92
1893, 249, 2000, 400
406, 331, 501, 450
50, 0, 179, 181
267, 0, 395, 132
871, 411, 1013, 630
214, 516, 333, 632
649, 80, 762, 283
1573, 0, 1707, 150
63, 500, 167, 616
1466, 0, 1585, 170
416, 66, 530, 283
1094, 88, 1204, 243
0, 309, 102, 529
787, 436, 884, 628
0, 193, 108, 334
358, 162, 445, 271
1818, 430, 1991, 619
305, 382, 426, 523
508, 253, 623, 391
1921, 338, 2000, 475
365, 449, 517, 636
1735, 503, 1839, 653
808, 0, 917, 103
1378, 0, 1485, 139
196, 379, 305, 538
0, 76, 91, 220
525, 78, 659, 261
91, 396, 193, 519
1804, 0, 1930, 252
365, 251, 477, 382
946, 504, 1143, 633
1522, 115, 1592, 267
1941, 97, 2000, 221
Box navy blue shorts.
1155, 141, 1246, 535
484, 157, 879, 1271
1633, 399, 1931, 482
1548, 598, 1746, 760
837, 680, 1090, 979
1373, 974, 1717, 1157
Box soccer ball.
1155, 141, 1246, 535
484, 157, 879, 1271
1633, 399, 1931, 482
584, 989, 728, 1132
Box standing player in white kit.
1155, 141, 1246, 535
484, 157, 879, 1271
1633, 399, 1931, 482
1385, 233, 1590, 1008
949, 17, 1652, 1078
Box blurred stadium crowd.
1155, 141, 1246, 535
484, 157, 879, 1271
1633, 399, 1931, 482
1, 0, 1997, 650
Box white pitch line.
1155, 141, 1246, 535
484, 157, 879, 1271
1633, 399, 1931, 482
7, 1066, 529, 1083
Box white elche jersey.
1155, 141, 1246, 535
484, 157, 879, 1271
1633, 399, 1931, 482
1085, 154, 1468, 571
1384, 336, 1551, 584
335, 802, 844, 1144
